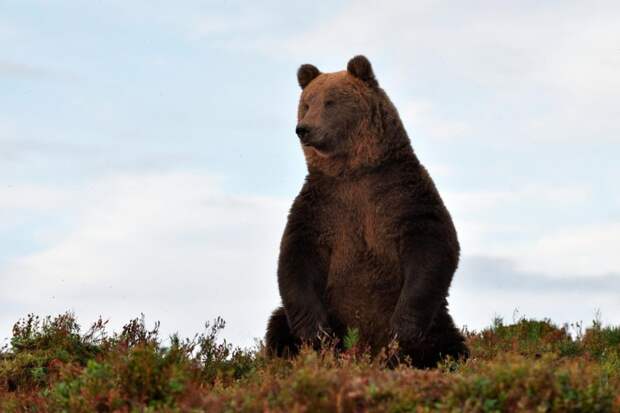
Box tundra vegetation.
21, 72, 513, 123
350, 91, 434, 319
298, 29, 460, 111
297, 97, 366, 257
1, 312, 619, 412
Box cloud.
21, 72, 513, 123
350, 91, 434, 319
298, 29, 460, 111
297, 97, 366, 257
400, 100, 472, 141
459, 256, 620, 292
190, 9, 273, 39
0, 184, 73, 212
0, 172, 289, 347
272, 1, 620, 90
444, 185, 590, 215
450, 255, 620, 330
511, 223, 620, 277
1, 172, 618, 346
1, 1, 618, 345
0, 138, 94, 163
443, 185, 590, 253
442, 186, 620, 278
259, 1, 620, 143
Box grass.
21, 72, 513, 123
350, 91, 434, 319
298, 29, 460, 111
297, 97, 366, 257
1, 313, 619, 412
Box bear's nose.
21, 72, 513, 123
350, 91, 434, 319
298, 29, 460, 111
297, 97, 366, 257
295, 125, 310, 140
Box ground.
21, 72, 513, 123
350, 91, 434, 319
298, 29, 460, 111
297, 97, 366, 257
1, 313, 619, 412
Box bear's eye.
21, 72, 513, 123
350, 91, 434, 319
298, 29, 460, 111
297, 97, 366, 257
324, 100, 335, 108
302, 103, 309, 111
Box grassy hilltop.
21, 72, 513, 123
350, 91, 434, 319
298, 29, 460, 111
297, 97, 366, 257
1, 313, 619, 412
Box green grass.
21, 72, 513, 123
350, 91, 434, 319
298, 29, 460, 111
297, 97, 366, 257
1, 313, 619, 412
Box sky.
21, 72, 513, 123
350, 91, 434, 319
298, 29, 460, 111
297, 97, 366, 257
1, 0, 619, 347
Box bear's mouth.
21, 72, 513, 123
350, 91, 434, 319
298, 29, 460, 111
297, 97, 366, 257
303, 143, 330, 158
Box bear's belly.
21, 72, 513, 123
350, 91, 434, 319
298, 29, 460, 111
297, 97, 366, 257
325, 245, 403, 350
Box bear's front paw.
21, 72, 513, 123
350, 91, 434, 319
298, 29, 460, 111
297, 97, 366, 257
389, 313, 425, 345
294, 310, 331, 343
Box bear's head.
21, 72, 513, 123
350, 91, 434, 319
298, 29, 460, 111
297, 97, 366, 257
295, 55, 410, 176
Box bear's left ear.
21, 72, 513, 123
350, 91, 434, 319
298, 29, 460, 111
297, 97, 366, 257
347, 55, 378, 88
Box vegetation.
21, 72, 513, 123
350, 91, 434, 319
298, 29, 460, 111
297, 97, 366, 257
1, 313, 619, 412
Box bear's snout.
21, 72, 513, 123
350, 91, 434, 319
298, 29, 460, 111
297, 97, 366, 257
295, 124, 311, 141
296, 125, 327, 151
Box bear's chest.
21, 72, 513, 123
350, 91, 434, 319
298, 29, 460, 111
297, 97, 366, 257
318, 182, 402, 287
316, 183, 403, 343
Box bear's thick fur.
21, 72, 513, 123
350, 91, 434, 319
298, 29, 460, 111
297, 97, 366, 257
265, 56, 468, 367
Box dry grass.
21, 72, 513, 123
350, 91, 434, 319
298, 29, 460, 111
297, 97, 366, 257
1, 313, 619, 412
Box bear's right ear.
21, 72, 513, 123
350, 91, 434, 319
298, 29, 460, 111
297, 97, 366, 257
297, 64, 321, 89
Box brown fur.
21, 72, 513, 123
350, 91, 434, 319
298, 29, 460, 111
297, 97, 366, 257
266, 56, 468, 367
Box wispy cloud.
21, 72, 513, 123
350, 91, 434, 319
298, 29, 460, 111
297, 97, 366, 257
0, 60, 47, 78
0, 60, 74, 80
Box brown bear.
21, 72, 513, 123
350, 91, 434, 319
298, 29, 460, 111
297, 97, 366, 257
265, 55, 468, 368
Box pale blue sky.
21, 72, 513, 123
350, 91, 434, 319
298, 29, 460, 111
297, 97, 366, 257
1, 1, 619, 345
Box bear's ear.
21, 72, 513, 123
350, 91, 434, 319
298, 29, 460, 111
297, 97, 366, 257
347, 55, 378, 87
297, 64, 321, 89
